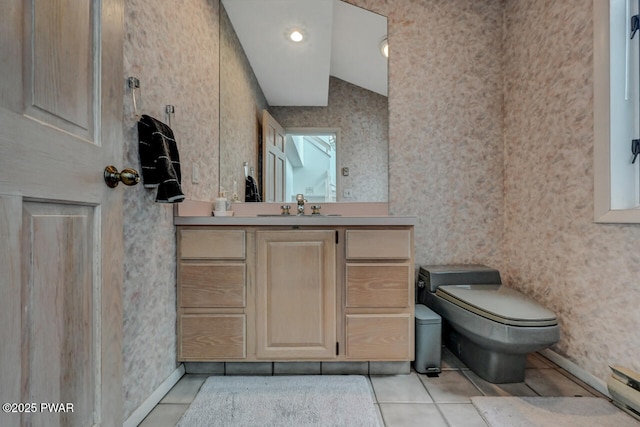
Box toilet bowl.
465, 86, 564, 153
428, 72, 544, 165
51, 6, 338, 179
417, 265, 559, 383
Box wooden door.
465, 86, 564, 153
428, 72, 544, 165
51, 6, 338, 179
0, 1, 125, 426
262, 110, 286, 202
256, 230, 336, 359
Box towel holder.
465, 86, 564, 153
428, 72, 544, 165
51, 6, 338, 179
128, 77, 141, 119
165, 105, 175, 127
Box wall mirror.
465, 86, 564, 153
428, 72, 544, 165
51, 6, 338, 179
219, 0, 388, 203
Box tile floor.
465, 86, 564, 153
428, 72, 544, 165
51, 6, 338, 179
139, 349, 614, 427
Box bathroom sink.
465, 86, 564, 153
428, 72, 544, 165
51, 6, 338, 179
256, 214, 342, 217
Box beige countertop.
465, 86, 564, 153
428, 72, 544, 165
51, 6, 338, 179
174, 215, 417, 227
173, 200, 416, 226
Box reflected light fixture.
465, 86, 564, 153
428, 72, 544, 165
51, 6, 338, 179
289, 30, 304, 42
380, 37, 389, 58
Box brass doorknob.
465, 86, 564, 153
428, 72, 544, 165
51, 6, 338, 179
104, 165, 140, 188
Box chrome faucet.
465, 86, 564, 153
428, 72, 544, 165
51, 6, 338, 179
296, 193, 306, 215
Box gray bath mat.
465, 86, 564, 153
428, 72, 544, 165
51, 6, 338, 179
471, 396, 640, 427
176, 375, 381, 427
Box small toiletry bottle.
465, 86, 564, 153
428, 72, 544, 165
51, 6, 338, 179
215, 192, 227, 212
232, 180, 239, 202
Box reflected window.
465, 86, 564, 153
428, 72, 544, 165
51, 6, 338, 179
285, 131, 338, 202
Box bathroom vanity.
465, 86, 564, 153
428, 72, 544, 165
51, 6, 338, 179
174, 215, 415, 364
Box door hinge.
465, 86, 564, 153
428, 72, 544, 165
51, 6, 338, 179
335, 230, 339, 244
336, 342, 339, 355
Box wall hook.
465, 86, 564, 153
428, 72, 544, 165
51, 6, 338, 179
128, 77, 141, 119
165, 105, 175, 127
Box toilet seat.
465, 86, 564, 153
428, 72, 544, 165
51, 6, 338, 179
435, 284, 557, 327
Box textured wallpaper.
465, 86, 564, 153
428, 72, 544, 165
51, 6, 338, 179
121, 0, 640, 418
122, 0, 220, 418
502, 0, 640, 382
352, 0, 506, 268
352, 0, 640, 386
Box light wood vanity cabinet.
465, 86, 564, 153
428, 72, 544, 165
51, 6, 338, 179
176, 225, 414, 363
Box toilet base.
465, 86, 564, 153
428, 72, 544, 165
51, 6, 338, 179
444, 324, 527, 384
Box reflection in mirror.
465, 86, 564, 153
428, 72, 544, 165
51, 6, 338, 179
285, 129, 338, 203
220, 0, 388, 203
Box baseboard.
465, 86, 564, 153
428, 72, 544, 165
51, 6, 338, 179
123, 364, 185, 427
539, 349, 609, 397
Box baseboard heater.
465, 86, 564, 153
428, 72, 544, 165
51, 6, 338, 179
607, 365, 640, 421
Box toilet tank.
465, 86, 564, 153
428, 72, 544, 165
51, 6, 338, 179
418, 264, 502, 293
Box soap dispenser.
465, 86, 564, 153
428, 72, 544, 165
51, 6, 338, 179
214, 192, 227, 213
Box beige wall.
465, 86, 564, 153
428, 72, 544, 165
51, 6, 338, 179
502, 0, 640, 382
358, 0, 640, 386
121, 0, 640, 418
355, 0, 505, 266
123, 0, 220, 418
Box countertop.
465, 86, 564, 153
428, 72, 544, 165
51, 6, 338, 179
174, 215, 417, 227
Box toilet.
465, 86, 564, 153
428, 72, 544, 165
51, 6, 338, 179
417, 265, 559, 384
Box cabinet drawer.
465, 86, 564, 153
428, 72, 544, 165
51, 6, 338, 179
346, 230, 411, 259
345, 314, 412, 360
179, 314, 245, 359
346, 263, 412, 308
180, 263, 245, 307
180, 229, 245, 259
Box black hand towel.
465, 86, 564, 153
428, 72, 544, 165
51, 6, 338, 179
245, 175, 261, 202
138, 114, 185, 203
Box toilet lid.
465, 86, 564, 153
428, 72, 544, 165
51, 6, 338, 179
435, 284, 557, 327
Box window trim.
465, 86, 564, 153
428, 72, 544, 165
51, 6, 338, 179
594, 0, 640, 223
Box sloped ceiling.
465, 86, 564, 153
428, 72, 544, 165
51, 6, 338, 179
221, 0, 387, 106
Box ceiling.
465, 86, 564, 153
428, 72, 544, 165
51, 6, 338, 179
221, 0, 388, 106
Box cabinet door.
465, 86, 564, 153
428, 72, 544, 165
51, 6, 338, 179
256, 230, 336, 359
179, 229, 246, 259
346, 229, 412, 259
346, 263, 412, 308
345, 314, 413, 360
179, 314, 246, 360
180, 263, 246, 307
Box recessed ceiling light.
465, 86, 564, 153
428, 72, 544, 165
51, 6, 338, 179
289, 30, 304, 42
380, 37, 389, 58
